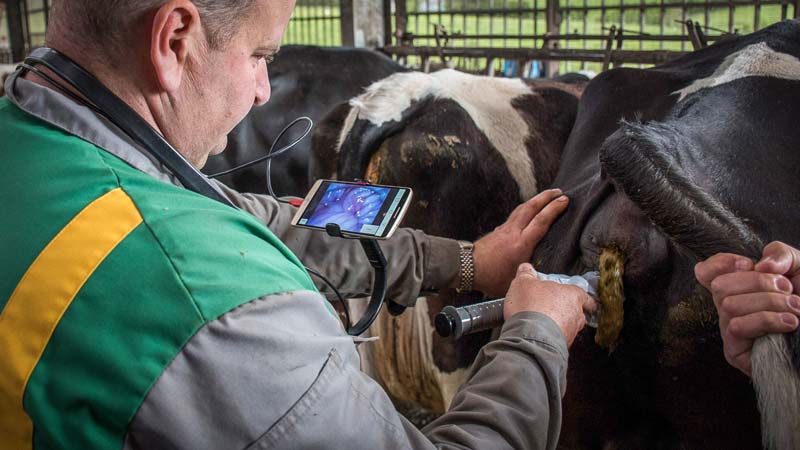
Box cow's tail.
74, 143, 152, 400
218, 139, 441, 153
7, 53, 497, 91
600, 119, 800, 450
753, 334, 800, 450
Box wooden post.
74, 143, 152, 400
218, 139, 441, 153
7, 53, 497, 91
544, 0, 561, 77
340, 0, 355, 47
383, 0, 393, 47
395, 0, 408, 45
6, 0, 25, 62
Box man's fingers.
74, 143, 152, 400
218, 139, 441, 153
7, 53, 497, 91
718, 292, 800, 321
727, 311, 800, 341
709, 271, 793, 308
695, 253, 753, 289
521, 195, 569, 246
582, 292, 598, 315
516, 262, 537, 278
509, 189, 563, 228
756, 241, 800, 278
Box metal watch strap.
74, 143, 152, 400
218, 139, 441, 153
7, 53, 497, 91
457, 241, 475, 293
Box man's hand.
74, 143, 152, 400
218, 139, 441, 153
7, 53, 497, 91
754, 241, 800, 291
473, 189, 569, 297
504, 263, 596, 347
695, 242, 800, 376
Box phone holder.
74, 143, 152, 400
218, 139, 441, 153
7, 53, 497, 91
324, 223, 406, 336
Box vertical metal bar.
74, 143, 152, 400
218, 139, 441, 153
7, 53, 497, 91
754, 0, 761, 30
795, 0, 799, 18
680, 0, 687, 51
340, 0, 354, 46
660, 0, 665, 50
565, 0, 571, 72
639, 0, 644, 53
475, 0, 479, 50
300, 2, 311, 44
383, 0, 393, 46
581, 0, 588, 70
729, 1, 735, 33
502, 0, 507, 48
396, 0, 407, 45
489, 0, 494, 47
329, 0, 334, 45
317, 1, 321, 45
704, 0, 710, 34
22, 0, 30, 52
448, 0, 453, 48
545, 0, 560, 77
601, 0, 606, 38
518, 0, 523, 49
7, 0, 26, 61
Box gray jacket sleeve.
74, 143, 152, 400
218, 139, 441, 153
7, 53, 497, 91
213, 181, 461, 306
124, 290, 568, 450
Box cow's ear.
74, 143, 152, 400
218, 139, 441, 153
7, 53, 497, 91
148, 0, 203, 93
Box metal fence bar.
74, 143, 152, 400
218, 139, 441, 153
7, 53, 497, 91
385, 44, 689, 63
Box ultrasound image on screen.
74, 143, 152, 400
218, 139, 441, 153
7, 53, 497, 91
306, 184, 391, 234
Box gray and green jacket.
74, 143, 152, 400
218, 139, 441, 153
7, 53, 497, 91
0, 72, 570, 450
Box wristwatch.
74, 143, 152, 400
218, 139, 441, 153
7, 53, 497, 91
456, 241, 475, 293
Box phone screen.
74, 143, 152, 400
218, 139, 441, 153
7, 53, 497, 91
293, 180, 411, 238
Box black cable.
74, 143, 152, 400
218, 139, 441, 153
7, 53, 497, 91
207, 116, 312, 182
18, 63, 107, 118
305, 265, 352, 330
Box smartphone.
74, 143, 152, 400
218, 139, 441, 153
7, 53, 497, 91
291, 180, 413, 239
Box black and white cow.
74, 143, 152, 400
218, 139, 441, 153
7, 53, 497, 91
312, 68, 585, 415
317, 19, 800, 449
531, 18, 800, 450
203, 45, 405, 196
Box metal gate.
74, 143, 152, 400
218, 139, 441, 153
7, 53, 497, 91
3, 0, 50, 62
283, 0, 343, 46
384, 0, 798, 75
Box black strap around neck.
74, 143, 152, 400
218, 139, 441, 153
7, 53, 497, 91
23, 47, 235, 207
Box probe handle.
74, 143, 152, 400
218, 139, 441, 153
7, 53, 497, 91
435, 298, 505, 339
434, 271, 601, 339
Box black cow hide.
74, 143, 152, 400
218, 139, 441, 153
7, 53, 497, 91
533, 19, 800, 450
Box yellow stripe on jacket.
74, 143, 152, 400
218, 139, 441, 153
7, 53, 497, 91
0, 188, 142, 450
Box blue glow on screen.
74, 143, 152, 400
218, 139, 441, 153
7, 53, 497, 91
307, 184, 391, 233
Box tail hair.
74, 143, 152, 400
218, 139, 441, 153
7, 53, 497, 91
752, 334, 800, 450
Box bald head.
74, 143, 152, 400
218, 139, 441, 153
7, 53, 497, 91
47, 0, 255, 64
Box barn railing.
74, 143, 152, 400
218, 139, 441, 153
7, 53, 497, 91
283, 0, 343, 46
383, 0, 798, 75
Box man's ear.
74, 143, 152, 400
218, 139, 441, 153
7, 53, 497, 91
150, 0, 203, 93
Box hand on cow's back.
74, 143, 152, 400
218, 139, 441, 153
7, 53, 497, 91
504, 263, 596, 347
473, 189, 570, 297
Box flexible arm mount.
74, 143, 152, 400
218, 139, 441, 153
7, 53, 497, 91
324, 223, 406, 336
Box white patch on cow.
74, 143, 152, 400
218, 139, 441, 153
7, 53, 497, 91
752, 333, 800, 450
674, 42, 800, 101
336, 107, 360, 153
342, 69, 539, 199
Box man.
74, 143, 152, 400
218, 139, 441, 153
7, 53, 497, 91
0, 1, 594, 449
